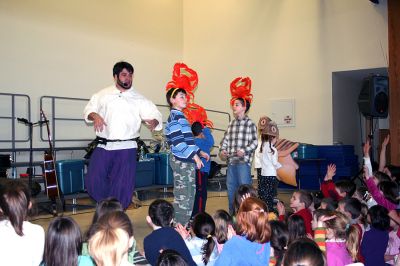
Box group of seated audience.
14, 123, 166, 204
1, 137, 400, 266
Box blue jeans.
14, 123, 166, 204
226, 162, 252, 213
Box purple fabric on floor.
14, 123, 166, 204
85, 147, 137, 209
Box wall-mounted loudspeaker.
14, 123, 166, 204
358, 75, 389, 118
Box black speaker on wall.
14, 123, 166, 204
358, 75, 389, 118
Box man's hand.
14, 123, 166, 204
236, 149, 245, 157
143, 119, 159, 131
89, 112, 107, 132
324, 164, 336, 181
200, 151, 210, 162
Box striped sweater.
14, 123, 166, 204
165, 109, 200, 162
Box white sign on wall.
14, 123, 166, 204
268, 99, 295, 127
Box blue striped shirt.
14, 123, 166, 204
165, 109, 200, 162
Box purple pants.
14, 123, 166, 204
85, 147, 137, 209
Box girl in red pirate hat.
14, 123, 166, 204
164, 63, 210, 226
219, 77, 258, 214
183, 103, 215, 217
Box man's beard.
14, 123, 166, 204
117, 78, 131, 89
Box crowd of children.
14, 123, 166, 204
2, 136, 400, 266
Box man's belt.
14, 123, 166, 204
95, 136, 139, 145
84, 137, 139, 160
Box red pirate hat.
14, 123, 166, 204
230, 77, 253, 107
166, 63, 198, 102
183, 103, 213, 128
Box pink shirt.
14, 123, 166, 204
326, 240, 353, 266
386, 230, 400, 265
366, 178, 397, 211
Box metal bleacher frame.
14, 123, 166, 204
1, 93, 231, 205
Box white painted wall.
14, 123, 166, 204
183, 0, 388, 144
0, 0, 388, 149
0, 0, 183, 149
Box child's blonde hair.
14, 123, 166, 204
323, 211, 359, 261
88, 211, 133, 266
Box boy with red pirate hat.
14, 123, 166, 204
219, 77, 258, 214
164, 63, 210, 226
183, 103, 215, 218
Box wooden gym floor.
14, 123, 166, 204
30, 187, 293, 252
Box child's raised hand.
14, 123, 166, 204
324, 164, 336, 181
363, 165, 371, 180
317, 215, 336, 228
175, 223, 190, 240
277, 201, 286, 216
382, 134, 390, 147
363, 139, 371, 158
241, 193, 251, 202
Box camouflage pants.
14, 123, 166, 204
170, 156, 195, 225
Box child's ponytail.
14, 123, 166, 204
192, 212, 216, 265
202, 234, 216, 265
346, 224, 360, 261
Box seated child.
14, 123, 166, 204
42, 216, 94, 266
282, 238, 325, 266
83, 197, 148, 265
232, 184, 258, 215
319, 197, 338, 211
143, 199, 196, 266
361, 205, 390, 266
176, 212, 219, 266
212, 210, 236, 253
311, 208, 332, 252
156, 249, 189, 266
215, 197, 271, 266
277, 190, 313, 237
385, 218, 400, 265
337, 197, 365, 263
321, 164, 356, 201
287, 215, 307, 245
88, 211, 135, 266
310, 191, 324, 211
321, 211, 360, 265
364, 140, 400, 224
232, 184, 278, 221
0, 179, 45, 266
269, 220, 289, 266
